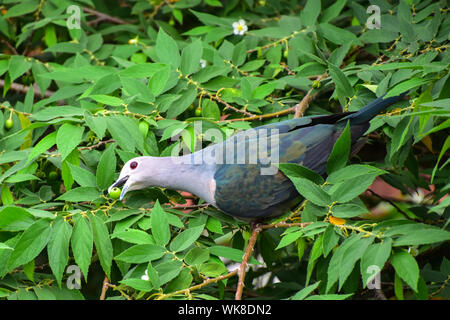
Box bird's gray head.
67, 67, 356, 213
108, 156, 154, 200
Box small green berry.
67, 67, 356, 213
109, 187, 121, 199
138, 121, 149, 137
195, 108, 202, 117
48, 171, 58, 181
5, 118, 13, 130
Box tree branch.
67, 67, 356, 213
235, 223, 262, 300
0, 79, 54, 98
293, 74, 327, 118
100, 275, 109, 300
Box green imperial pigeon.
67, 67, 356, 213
109, 93, 406, 221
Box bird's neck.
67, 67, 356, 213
147, 155, 216, 205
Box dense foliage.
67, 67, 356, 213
0, 0, 449, 300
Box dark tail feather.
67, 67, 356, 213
342, 92, 408, 125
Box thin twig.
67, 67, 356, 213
368, 189, 415, 221
210, 94, 255, 117
170, 203, 209, 210
261, 221, 312, 230
235, 223, 262, 300
79, 139, 116, 151
280, 62, 296, 76
156, 270, 238, 300
1, 39, 19, 55
83, 7, 128, 25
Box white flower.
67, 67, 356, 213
232, 19, 248, 36
141, 269, 149, 281
200, 59, 207, 68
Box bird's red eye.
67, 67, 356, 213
130, 161, 138, 169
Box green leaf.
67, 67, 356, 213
431, 135, 450, 183
56, 123, 84, 161
89, 214, 113, 278
306, 234, 323, 285
68, 163, 97, 188
185, 247, 209, 266
393, 229, 450, 246
291, 281, 321, 300
8, 55, 32, 81
326, 234, 360, 292
180, 38, 203, 75
289, 177, 331, 206
96, 145, 116, 190
169, 225, 205, 252
4, 0, 39, 18
120, 278, 153, 292
300, 0, 321, 27
327, 164, 386, 184
150, 200, 171, 247
84, 112, 107, 139
47, 217, 72, 287
0, 206, 35, 232
305, 293, 353, 300
71, 214, 93, 280
385, 78, 430, 98
201, 99, 221, 121
332, 203, 368, 218
278, 163, 324, 184
32, 106, 84, 121
112, 229, 155, 245
166, 86, 197, 119
114, 244, 166, 263
56, 187, 100, 202
231, 40, 246, 67
328, 63, 354, 98
360, 239, 392, 288
327, 121, 351, 174
155, 260, 183, 286
209, 246, 260, 265
320, 0, 347, 23
276, 230, 303, 250
319, 23, 358, 45
198, 262, 228, 277
148, 65, 171, 97
253, 82, 277, 99
156, 28, 180, 68
390, 250, 419, 292
89, 95, 124, 107
27, 132, 57, 163
7, 219, 52, 270
322, 225, 339, 257
338, 236, 374, 289
330, 174, 378, 203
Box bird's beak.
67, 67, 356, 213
108, 175, 129, 201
